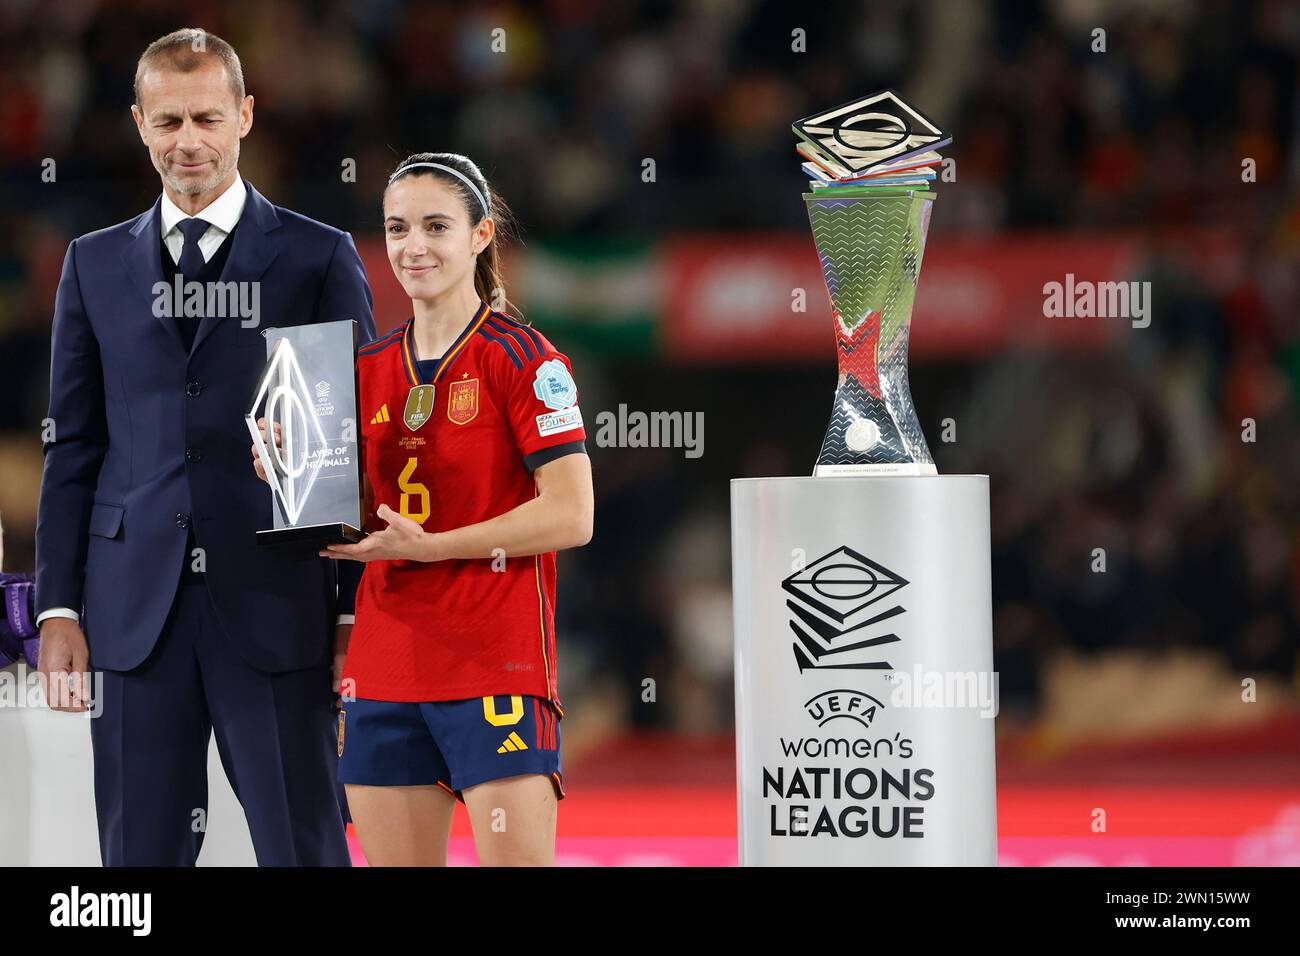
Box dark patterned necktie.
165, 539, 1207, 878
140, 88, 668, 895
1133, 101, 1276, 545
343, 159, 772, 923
176, 217, 209, 278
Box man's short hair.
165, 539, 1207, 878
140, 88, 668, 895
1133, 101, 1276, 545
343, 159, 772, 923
134, 28, 246, 108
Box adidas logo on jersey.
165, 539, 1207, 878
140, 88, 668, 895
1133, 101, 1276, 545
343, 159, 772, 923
496, 732, 529, 754
370, 404, 390, 425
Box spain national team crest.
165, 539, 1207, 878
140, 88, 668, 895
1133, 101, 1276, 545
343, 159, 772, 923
447, 378, 480, 425
403, 384, 435, 431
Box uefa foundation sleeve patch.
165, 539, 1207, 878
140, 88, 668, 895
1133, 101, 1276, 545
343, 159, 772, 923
537, 406, 583, 436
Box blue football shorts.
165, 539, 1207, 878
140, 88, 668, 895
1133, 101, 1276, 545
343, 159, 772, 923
336, 695, 564, 801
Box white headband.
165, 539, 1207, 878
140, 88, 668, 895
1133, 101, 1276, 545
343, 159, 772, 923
389, 162, 489, 216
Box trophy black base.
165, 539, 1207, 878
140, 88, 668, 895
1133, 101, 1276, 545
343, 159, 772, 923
256, 523, 366, 550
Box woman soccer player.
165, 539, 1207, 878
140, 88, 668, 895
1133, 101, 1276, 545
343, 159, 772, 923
254, 153, 592, 866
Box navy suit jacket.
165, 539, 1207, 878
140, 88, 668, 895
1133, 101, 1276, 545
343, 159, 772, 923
35, 181, 375, 672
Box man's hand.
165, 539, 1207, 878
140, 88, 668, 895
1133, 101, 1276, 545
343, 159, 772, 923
333, 623, 351, 699
251, 416, 282, 483
37, 617, 90, 713
320, 505, 436, 563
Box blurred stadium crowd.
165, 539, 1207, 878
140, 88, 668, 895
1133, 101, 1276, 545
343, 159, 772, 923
0, 0, 1296, 742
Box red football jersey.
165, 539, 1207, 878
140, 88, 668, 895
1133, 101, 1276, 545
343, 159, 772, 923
343, 300, 587, 704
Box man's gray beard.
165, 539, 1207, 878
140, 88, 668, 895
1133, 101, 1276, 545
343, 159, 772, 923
162, 148, 238, 196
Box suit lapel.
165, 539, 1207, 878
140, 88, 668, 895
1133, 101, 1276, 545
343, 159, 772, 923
120, 198, 183, 353
192, 181, 282, 355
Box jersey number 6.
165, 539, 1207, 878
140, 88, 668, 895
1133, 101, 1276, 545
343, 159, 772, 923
397, 457, 431, 524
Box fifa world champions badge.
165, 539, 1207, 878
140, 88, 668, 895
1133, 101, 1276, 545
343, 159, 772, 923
796, 90, 951, 476
403, 383, 435, 431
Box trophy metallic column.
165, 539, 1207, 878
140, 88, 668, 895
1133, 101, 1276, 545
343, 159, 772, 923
730, 91, 997, 866
807, 190, 934, 475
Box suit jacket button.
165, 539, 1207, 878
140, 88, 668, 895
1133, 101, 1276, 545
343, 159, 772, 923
175, 513, 190, 529
185, 382, 202, 397
186, 448, 203, 462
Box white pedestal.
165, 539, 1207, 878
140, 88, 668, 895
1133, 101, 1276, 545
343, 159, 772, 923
731, 476, 997, 866
0, 665, 257, 866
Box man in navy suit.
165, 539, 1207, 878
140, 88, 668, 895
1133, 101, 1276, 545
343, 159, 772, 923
34, 28, 374, 866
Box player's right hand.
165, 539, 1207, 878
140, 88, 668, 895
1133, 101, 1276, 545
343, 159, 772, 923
251, 416, 282, 483
37, 617, 90, 713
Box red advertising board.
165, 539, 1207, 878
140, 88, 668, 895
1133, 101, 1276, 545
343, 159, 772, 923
661, 233, 1144, 361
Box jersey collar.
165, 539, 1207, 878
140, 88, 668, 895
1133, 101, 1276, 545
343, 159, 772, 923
400, 299, 491, 386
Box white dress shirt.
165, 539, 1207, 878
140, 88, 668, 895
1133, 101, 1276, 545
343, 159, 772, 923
37, 174, 354, 628
160, 173, 247, 264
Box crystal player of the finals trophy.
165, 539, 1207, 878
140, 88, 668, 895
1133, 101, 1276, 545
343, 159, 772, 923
246, 319, 366, 547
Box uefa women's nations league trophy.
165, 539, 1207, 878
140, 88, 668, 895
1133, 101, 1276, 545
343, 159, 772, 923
730, 91, 997, 866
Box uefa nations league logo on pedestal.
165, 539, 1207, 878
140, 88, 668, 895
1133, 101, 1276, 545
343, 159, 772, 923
781, 545, 909, 673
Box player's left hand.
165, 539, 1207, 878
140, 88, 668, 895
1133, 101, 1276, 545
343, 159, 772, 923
320, 504, 435, 563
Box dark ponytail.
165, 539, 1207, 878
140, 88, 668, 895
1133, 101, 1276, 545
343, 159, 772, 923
386, 152, 526, 323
